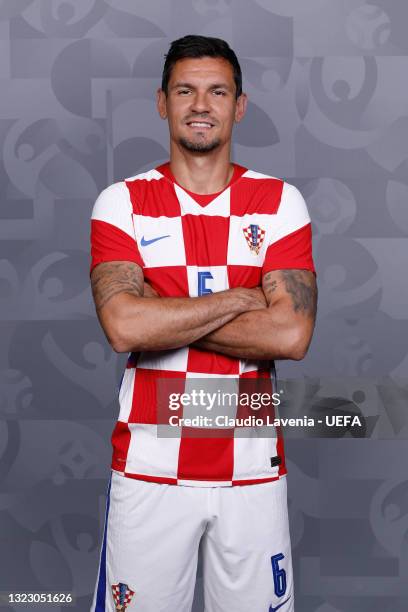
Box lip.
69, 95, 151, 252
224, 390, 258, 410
186, 121, 214, 129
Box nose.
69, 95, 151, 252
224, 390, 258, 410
190, 90, 210, 115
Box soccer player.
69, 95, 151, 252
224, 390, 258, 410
89, 35, 317, 612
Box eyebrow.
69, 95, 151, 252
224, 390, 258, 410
171, 81, 232, 91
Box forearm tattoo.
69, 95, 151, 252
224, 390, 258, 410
90, 261, 144, 311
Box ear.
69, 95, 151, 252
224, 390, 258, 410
157, 88, 167, 119
234, 92, 248, 124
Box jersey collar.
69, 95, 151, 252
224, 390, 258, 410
156, 161, 247, 207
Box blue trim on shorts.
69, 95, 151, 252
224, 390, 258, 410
95, 475, 112, 611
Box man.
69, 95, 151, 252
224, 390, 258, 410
89, 35, 317, 612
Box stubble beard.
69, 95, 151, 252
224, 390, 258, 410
178, 135, 222, 154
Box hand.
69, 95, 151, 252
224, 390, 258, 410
143, 282, 160, 298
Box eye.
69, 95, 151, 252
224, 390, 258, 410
178, 89, 190, 95
213, 90, 226, 96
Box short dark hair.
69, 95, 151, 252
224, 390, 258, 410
161, 34, 242, 99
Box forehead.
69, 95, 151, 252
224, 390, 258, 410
169, 56, 235, 85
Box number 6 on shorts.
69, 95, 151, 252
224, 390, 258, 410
271, 552, 287, 597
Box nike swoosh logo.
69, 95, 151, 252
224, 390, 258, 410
140, 235, 170, 246
269, 595, 292, 612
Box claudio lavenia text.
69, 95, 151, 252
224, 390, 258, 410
167, 415, 363, 428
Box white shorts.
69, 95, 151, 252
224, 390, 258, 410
91, 472, 294, 612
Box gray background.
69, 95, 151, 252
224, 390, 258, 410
1, 0, 408, 610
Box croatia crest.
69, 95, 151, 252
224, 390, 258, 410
111, 583, 135, 611
243, 224, 265, 255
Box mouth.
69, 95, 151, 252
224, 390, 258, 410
186, 121, 214, 130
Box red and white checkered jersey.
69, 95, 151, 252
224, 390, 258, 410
89, 162, 316, 487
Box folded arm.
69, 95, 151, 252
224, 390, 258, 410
193, 269, 318, 360
90, 261, 266, 353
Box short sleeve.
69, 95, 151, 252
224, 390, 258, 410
262, 182, 316, 276
89, 182, 144, 276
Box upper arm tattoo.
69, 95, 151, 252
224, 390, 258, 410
262, 273, 278, 298
90, 261, 144, 312
263, 269, 317, 317
282, 270, 317, 316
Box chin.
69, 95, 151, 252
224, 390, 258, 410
178, 137, 222, 154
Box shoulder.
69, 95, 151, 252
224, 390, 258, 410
91, 181, 131, 219
94, 166, 163, 209
124, 167, 168, 211
92, 165, 166, 221
279, 181, 309, 217
94, 181, 128, 204
242, 169, 304, 200
241, 168, 282, 183
125, 167, 164, 183
236, 168, 309, 216
274, 181, 311, 230
245, 169, 308, 209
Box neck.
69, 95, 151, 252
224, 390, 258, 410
169, 143, 233, 194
